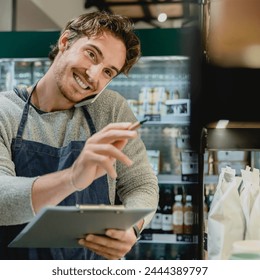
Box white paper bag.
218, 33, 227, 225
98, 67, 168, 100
239, 167, 260, 238
208, 167, 244, 259
246, 168, 260, 240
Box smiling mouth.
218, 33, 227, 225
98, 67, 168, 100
74, 74, 91, 90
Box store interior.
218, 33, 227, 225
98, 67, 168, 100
1, 0, 260, 260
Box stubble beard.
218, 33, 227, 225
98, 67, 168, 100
54, 65, 77, 104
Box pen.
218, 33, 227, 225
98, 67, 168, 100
128, 118, 149, 130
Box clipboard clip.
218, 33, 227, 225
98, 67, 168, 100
76, 204, 125, 212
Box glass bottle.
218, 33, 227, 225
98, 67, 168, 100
183, 195, 194, 234
172, 194, 184, 234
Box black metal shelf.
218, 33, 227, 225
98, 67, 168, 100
198, 122, 260, 260
139, 233, 198, 244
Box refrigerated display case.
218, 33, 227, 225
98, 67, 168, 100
0, 58, 50, 91
108, 55, 202, 260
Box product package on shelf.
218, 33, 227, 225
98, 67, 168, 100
207, 165, 260, 259
207, 166, 244, 259
242, 168, 260, 240
212, 151, 250, 176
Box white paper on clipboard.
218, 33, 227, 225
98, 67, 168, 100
8, 205, 154, 248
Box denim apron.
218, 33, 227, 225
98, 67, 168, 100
0, 85, 110, 260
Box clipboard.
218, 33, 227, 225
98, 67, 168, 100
8, 205, 154, 248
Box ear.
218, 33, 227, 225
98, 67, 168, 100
58, 31, 70, 52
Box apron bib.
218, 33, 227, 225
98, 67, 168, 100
0, 85, 110, 259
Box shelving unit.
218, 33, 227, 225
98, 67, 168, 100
108, 55, 203, 260
203, 122, 260, 150
199, 121, 260, 259
0, 58, 51, 91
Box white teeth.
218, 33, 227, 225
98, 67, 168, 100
75, 75, 89, 90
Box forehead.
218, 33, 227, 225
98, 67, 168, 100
74, 32, 126, 70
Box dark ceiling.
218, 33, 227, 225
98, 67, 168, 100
84, 0, 200, 28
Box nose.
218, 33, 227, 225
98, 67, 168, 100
86, 64, 103, 82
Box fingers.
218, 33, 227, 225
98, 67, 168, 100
84, 123, 137, 178
78, 235, 127, 260
112, 139, 128, 151
101, 122, 133, 132
78, 228, 136, 260
85, 141, 132, 166
87, 123, 137, 145
82, 143, 132, 179
70, 122, 138, 189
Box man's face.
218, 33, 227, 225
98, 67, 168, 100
53, 31, 126, 104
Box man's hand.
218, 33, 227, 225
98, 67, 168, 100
70, 122, 137, 191
78, 227, 138, 260
31, 122, 138, 214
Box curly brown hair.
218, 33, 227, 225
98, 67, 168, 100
48, 11, 141, 75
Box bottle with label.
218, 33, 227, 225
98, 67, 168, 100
183, 195, 194, 234
172, 194, 184, 234
161, 186, 173, 234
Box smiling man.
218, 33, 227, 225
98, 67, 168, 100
0, 11, 159, 260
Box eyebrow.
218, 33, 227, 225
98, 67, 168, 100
88, 44, 120, 75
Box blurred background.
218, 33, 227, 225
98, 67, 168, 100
0, 0, 200, 31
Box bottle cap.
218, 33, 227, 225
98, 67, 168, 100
175, 195, 182, 201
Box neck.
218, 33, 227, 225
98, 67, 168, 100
29, 80, 74, 112
30, 87, 40, 108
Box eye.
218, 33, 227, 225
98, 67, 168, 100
86, 50, 96, 62
104, 68, 114, 78
104, 69, 113, 78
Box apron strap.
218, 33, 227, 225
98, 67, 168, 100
81, 106, 96, 135
13, 86, 35, 148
